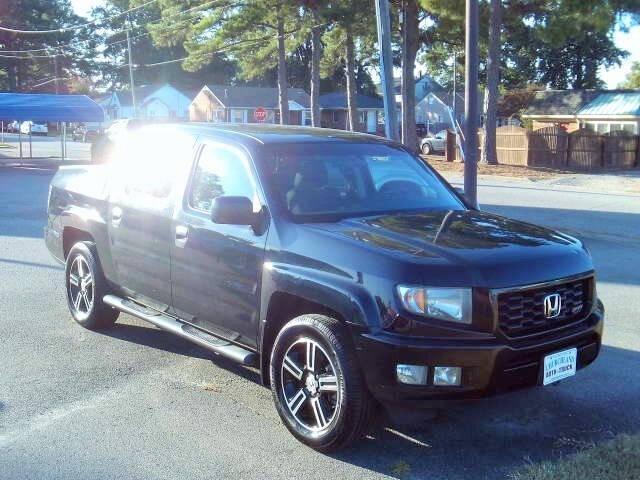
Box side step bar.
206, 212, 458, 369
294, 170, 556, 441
103, 294, 257, 366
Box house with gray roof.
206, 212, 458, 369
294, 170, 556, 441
522, 89, 640, 134
96, 83, 197, 123
189, 85, 311, 126
318, 92, 383, 133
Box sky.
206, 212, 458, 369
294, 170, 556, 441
71, 0, 639, 89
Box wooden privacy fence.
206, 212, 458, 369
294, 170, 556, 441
463, 126, 640, 170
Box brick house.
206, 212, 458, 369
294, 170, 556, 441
189, 85, 311, 125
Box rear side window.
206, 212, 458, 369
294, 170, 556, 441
189, 145, 257, 213
111, 127, 193, 201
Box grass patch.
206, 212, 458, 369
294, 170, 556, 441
511, 434, 640, 480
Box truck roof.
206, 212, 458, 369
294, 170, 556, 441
170, 123, 394, 147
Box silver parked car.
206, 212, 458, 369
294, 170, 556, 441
420, 130, 448, 155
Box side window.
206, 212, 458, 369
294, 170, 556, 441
189, 145, 256, 213
366, 154, 438, 199
112, 128, 192, 202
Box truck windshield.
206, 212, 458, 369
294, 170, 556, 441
260, 143, 466, 221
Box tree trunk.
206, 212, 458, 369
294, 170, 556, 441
310, 9, 322, 127
8, 62, 18, 91
401, 0, 419, 149
345, 27, 358, 132
481, 0, 501, 165
277, 15, 290, 125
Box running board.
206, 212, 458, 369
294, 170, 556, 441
103, 294, 257, 366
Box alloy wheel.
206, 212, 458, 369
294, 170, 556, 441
280, 338, 341, 432
68, 256, 94, 319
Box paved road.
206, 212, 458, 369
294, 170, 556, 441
1, 168, 639, 480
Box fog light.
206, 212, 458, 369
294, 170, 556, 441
433, 366, 462, 386
396, 364, 428, 385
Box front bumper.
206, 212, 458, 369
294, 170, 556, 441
354, 303, 604, 407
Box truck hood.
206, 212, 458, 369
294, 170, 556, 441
305, 210, 592, 287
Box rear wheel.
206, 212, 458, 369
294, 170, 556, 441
270, 314, 374, 451
65, 241, 119, 330
421, 142, 432, 155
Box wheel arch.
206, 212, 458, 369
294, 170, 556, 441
258, 264, 379, 386
62, 226, 95, 259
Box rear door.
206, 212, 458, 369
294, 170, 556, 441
107, 128, 193, 307
170, 141, 268, 347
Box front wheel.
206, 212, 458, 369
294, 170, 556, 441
421, 142, 432, 155
270, 314, 374, 451
65, 241, 119, 330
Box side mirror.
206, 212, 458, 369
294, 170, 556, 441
211, 196, 256, 225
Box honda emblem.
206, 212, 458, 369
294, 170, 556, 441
543, 293, 562, 319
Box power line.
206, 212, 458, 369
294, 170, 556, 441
0, 0, 225, 56
0, 30, 157, 59
0, 0, 159, 35
120, 25, 317, 70
29, 77, 69, 89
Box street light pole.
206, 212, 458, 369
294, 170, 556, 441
464, 0, 479, 208
375, 0, 398, 142
126, 14, 137, 118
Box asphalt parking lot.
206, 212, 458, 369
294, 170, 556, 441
0, 133, 91, 163
1, 167, 639, 479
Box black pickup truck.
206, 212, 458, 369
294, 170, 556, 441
45, 124, 604, 451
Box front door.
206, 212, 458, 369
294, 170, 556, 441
170, 142, 268, 347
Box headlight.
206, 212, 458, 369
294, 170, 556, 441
396, 286, 472, 324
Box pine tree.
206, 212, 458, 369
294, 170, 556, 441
150, 0, 304, 125
321, 0, 377, 131
0, 0, 98, 92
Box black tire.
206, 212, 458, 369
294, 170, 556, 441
421, 142, 432, 155
270, 314, 374, 451
65, 241, 119, 330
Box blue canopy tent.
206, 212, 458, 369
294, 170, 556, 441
0, 93, 105, 160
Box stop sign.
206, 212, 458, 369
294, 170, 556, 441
254, 107, 267, 122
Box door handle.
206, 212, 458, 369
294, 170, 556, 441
175, 225, 189, 247
111, 206, 123, 226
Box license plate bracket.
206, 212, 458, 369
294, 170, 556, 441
542, 348, 577, 386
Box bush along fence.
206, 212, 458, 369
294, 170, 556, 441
455, 125, 640, 170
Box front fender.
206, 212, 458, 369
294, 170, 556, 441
257, 261, 383, 385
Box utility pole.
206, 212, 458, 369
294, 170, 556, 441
54, 52, 65, 160
375, 0, 399, 142
452, 51, 457, 125
126, 14, 137, 118
464, 0, 479, 208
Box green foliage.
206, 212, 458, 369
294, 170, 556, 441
620, 61, 640, 88
0, 0, 98, 92
95, 0, 236, 90
419, 0, 638, 90
148, 0, 304, 82
147, 0, 377, 94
